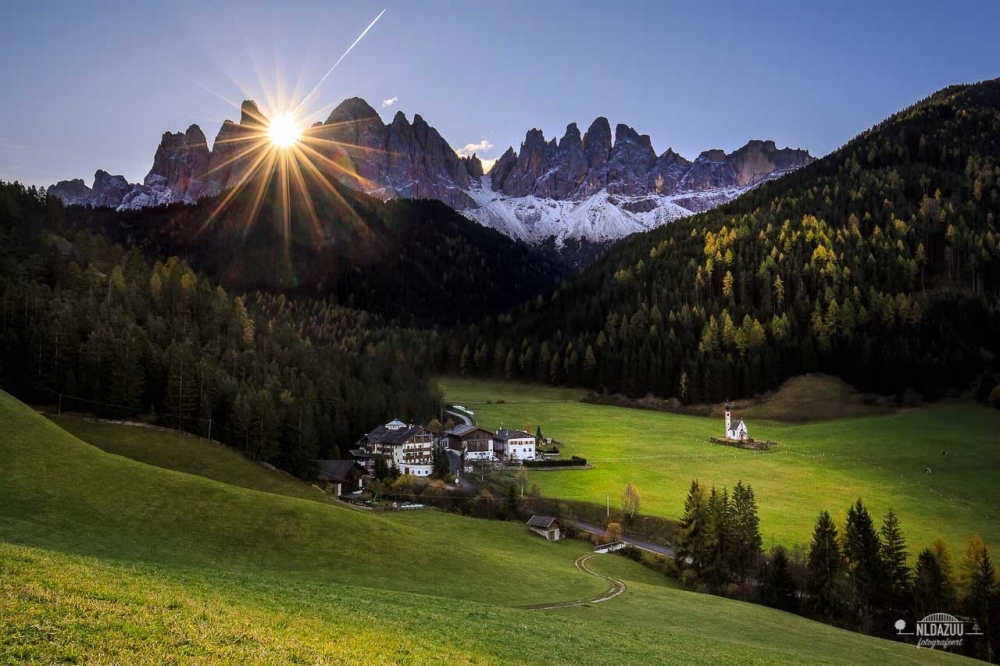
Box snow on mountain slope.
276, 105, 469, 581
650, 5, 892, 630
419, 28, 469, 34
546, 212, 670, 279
459, 177, 749, 246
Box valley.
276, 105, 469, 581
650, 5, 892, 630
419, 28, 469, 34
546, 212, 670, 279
0, 390, 968, 664
441, 377, 1000, 553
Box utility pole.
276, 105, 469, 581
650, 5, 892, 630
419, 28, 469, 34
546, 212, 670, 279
57, 393, 62, 417
607, 494, 610, 518
207, 418, 212, 442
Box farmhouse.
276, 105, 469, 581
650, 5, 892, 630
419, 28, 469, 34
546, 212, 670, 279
493, 428, 536, 461
315, 459, 368, 496
725, 403, 749, 441
443, 424, 496, 462
351, 419, 436, 476
526, 515, 564, 541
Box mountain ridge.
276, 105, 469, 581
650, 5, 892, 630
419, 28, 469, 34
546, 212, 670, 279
48, 97, 814, 262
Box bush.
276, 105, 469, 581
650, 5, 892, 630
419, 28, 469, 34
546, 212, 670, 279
990, 385, 1000, 410
523, 455, 587, 468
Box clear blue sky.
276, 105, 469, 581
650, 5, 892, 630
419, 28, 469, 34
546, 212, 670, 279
2, 0, 998, 186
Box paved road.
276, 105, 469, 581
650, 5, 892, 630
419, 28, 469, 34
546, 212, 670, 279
521, 553, 626, 610
569, 520, 676, 559
444, 409, 473, 426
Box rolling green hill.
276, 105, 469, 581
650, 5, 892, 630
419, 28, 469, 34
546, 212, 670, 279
0, 390, 969, 663
441, 377, 1000, 552
53, 416, 330, 504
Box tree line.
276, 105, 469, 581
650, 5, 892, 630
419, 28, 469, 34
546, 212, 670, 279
668, 476, 998, 662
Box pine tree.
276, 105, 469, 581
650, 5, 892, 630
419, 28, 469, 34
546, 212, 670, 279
913, 548, 947, 619
879, 510, 911, 612
763, 546, 798, 613
806, 510, 843, 621
729, 481, 763, 582
677, 480, 711, 577
844, 499, 883, 629
961, 536, 997, 663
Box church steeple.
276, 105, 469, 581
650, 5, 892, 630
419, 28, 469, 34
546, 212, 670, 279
725, 402, 731, 436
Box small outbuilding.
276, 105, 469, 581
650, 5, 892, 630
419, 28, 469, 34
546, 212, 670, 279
315, 459, 368, 496
526, 515, 564, 542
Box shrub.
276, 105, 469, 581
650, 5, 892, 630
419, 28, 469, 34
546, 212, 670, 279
990, 385, 1000, 410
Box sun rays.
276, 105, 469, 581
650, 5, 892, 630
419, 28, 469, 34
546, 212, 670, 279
195, 10, 389, 249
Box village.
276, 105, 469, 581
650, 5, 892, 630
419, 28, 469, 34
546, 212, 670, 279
313, 404, 756, 542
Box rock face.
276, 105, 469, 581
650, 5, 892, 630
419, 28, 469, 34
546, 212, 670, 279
49, 170, 133, 208
48, 97, 813, 259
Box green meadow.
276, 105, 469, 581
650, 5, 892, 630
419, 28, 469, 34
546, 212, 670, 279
0, 390, 974, 663
439, 377, 1000, 552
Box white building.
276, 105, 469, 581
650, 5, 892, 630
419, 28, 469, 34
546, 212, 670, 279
494, 428, 537, 461
350, 419, 436, 476
725, 403, 749, 441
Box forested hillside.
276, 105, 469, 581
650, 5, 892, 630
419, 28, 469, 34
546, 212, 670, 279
61, 174, 565, 324
0, 181, 439, 475
444, 80, 1000, 400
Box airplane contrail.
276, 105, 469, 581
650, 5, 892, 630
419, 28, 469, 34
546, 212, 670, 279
293, 8, 386, 117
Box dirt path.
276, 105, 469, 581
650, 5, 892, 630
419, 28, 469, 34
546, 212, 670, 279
520, 553, 626, 610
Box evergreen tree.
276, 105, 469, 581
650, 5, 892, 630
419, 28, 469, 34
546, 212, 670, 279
806, 510, 843, 621
879, 510, 911, 613
763, 546, 799, 613
677, 480, 711, 577
728, 480, 763, 582
913, 548, 948, 619
844, 499, 884, 630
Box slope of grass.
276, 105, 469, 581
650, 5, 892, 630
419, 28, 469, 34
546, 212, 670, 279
0, 390, 974, 663
0, 392, 600, 607
1, 541, 968, 665
440, 378, 1000, 551
699, 374, 894, 422
52, 416, 329, 504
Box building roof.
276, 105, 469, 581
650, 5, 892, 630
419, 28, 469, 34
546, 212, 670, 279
362, 423, 429, 446
385, 419, 407, 429
495, 428, 534, 442
444, 424, 492, 438
315, 459, 368, 482
527, 515, 560, 529
348, 448, 373, 459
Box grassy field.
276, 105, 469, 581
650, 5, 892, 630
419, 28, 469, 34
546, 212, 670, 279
53, 416, 330, 504
0, 390, 974, 663
440, 377, 1000, 552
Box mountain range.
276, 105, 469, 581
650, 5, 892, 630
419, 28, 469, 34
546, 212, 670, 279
49, 98, 813, 263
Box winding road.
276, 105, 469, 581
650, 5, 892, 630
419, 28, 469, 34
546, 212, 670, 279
520, 553, 626, 610
444, 409, 473, 426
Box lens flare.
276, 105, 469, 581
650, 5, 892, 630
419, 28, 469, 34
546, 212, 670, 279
268, 115, 301, 148
197, 9, 389, 249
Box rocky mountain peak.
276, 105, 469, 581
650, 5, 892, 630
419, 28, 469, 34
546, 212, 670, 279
239, 100, 265, 126
325, 97, 381, 125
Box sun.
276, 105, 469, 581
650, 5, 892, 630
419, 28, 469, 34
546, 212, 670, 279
268, 114, 302, 148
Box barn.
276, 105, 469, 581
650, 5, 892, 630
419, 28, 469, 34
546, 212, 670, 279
526, 515, 564, 541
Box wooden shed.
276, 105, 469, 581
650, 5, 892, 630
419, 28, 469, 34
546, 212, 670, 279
526, 515, 564, 541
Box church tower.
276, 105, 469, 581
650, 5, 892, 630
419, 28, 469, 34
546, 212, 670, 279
725, 403, 731, 437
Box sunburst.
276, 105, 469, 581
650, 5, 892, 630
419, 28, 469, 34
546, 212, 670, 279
196, 9, 390, 252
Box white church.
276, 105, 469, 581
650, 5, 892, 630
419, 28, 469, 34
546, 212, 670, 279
725, 403, 749, 441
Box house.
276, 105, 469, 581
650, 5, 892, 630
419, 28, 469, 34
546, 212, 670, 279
316, 459, 368, 496
351, 419, 436, 477
724, 403, 749, 441
526, 515, 564, 541
494, 428, 536, 461
442, 424, 495, 463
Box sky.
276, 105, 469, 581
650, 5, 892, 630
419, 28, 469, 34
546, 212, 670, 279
2, 0, 998, 186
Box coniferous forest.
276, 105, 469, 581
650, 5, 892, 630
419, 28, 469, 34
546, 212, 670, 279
441, 81, 1000, 401
0, 181, 440, 476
